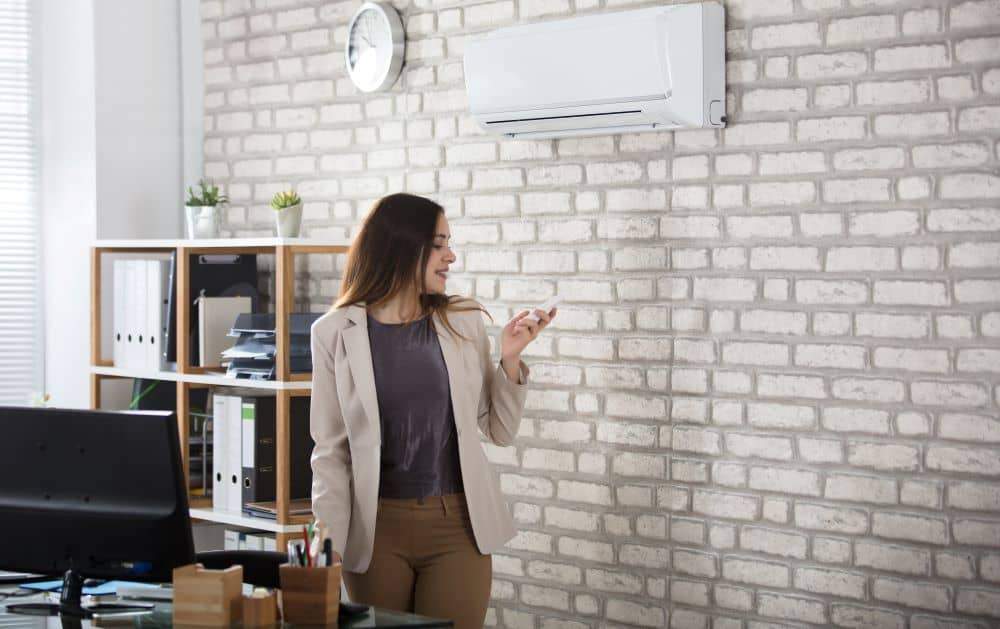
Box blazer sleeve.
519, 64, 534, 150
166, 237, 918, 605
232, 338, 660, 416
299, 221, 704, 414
475, 312, 530, 447
309, 324, 352, 558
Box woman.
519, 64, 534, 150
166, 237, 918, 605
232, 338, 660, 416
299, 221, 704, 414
310, 193, 555, 628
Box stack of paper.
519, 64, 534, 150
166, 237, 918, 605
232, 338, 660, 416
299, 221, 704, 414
223, 313, 277, 380
244, 499, 313, 521
223, 313, 321, 380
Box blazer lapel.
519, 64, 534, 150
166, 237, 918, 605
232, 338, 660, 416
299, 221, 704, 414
342, 304, 382, 444
433, 311, 468, 428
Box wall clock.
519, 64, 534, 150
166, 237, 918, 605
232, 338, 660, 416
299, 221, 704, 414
346, 2, 405, 93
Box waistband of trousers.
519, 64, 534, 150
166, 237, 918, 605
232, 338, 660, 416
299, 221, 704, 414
376, 492, 468, 517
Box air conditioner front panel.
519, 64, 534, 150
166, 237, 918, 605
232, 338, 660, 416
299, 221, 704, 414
463, 2, 726, 137
465, 12, 670, 114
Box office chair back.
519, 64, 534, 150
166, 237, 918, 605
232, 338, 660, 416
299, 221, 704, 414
195, 550, 286, 589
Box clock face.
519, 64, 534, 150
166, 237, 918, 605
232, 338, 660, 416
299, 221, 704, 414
346, 3, 404, 93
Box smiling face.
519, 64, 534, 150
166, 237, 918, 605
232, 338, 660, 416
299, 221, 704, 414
423, 212, 455, 295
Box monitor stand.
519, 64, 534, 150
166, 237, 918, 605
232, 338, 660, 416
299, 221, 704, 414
7, 569, 155, 618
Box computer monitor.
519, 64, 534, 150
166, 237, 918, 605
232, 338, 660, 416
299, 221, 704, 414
0, 406, 196, 617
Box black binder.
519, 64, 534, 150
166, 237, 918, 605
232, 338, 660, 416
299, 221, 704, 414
163, 253, 259, 364
241, 397, 276, 507
240, 396, 313, 509
289, 397, 313, 500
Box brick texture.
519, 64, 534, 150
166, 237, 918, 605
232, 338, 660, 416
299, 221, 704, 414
202, 0, 1000, 626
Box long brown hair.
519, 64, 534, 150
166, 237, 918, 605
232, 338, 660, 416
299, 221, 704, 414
335, 193, 486, 338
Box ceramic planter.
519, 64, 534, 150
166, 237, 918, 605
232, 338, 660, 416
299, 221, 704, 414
274, 203, 303, 238
185, 204, 221, 239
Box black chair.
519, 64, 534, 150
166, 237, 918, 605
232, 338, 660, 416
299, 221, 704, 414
195, 550, 286, 589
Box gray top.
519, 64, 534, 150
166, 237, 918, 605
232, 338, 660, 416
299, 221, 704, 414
367, 314, 464, 499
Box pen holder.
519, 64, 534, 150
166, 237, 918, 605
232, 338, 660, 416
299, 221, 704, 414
279, 563, 342, 625
242, 589, 278, 626
172, 563, 243, 626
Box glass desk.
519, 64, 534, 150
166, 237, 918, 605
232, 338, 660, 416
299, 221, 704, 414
0, 591, 451, 628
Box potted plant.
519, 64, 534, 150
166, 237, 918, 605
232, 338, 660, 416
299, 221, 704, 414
184, 179, 228, 239
271, 189, 303, 238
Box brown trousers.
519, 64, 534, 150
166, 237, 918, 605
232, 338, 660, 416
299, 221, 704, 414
342, 493, 492, 629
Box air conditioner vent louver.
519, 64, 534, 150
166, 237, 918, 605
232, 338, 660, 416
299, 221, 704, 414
485, 110, 643, 125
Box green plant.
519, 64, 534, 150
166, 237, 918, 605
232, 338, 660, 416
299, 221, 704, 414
185, 179, 228, 207
271, 190, 302, 210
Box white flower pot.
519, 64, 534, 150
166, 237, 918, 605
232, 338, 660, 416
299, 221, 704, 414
185, 204, 221, 239
274, 203, 303, 238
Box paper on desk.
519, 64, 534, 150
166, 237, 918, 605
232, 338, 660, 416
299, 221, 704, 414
21, 580, 158, 596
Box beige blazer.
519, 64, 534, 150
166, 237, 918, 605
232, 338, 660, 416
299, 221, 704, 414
309, 302, 529, 573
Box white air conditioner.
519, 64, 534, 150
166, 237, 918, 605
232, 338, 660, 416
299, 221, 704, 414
463, 2, 726, 139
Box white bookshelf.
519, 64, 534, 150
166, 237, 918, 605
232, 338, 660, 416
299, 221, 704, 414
91, 238, 348, 545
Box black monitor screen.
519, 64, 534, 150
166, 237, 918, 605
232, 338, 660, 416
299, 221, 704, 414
0, 407, 195, 583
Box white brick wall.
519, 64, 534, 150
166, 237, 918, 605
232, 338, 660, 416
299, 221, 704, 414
203, 0, 1000, 626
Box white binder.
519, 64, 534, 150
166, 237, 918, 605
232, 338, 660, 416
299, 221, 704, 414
198, 296, 251, 368
112, 260, 126, 367
124, 260, 147, 369
211, 394, 229, 512
223, 529, 243, 551
244, 534, 276, 551
226, 394, 244, 513
146, 260, 170, 371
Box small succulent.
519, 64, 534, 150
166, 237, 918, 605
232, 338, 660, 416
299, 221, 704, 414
186, 179, 228, 207
27, 392, 51, 407
271, 190, 302, 210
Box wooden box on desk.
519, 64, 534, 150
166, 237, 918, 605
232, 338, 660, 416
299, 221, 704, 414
280, 563, 342, 625
172, 563, 243, 626
243, 590, 278, 626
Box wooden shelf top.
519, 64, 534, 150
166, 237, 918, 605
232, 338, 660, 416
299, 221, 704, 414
93, 237, 350, 249
91, 366, 313, 390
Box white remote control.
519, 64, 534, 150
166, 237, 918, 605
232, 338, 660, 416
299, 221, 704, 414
524, 296, 562, 322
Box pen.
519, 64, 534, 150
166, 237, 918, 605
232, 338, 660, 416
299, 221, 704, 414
323, 538, 332, 567
294, 544, 304, 567
311, 526, 321, 565
302, 525, 312, 566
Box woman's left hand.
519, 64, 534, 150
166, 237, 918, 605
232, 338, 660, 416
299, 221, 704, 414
501, 307, 556, 367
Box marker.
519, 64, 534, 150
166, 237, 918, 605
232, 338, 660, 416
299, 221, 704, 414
302, 525, 311, 566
